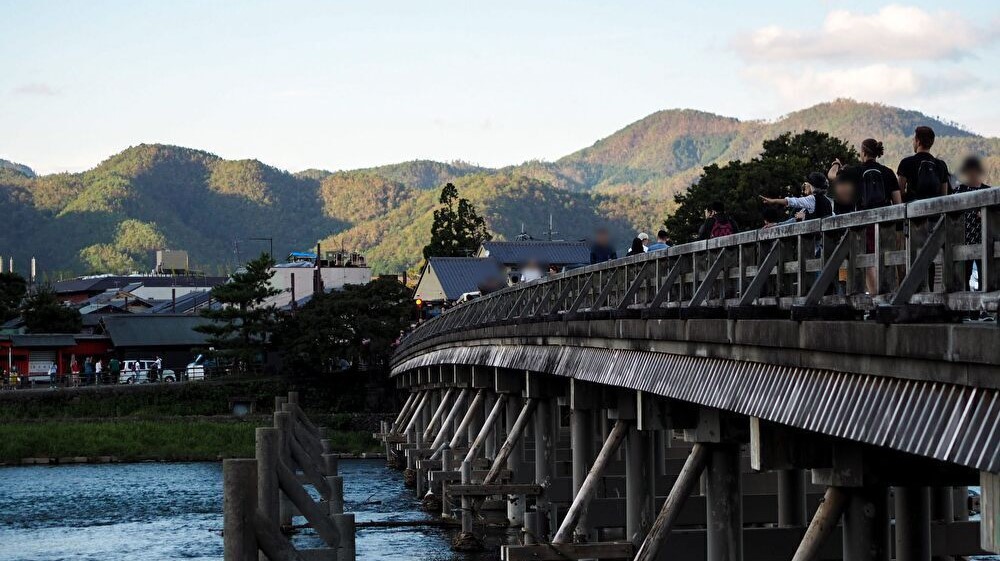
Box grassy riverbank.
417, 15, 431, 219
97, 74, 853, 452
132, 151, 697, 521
0, 419, 380, 462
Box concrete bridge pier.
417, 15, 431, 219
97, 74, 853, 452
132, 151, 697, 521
532, 393, 557, 541
705, 442, 742, 561
616, 390, 656, 548
505, 394, 526, 526
778, 469, 808, 527
896, 486, 932, 561
569, 379, 598, 543
842, 486, 890, 561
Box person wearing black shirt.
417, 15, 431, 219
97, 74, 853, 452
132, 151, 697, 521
829, 138, 902, 293
897, 126, 950, 201
955, 156, 992, 290
897, 126, 950, 290
589, 228, 617, 264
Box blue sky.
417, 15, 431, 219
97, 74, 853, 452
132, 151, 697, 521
2, 0, 998, 174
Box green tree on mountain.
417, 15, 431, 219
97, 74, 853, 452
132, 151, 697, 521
422, 183, 491, 259
22, 285, 82, 333
665, 130, 859, 242
196, 253, 281, 364
0, 272, 27, 323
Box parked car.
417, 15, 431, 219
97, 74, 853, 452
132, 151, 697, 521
118, 360, 176, 384
185, 354, 232, 381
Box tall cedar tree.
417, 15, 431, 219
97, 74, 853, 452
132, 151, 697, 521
422, 183, 492, 258
0, 272, 27, 323
197, 253, 281, 363
273, 277, 415, 374
22, 285, 82, 333
664, 130, 859, 242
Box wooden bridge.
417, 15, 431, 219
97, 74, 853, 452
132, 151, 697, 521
384, 190, 1000, 561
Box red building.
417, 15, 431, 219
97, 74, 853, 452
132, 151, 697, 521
0, 334, 112, 385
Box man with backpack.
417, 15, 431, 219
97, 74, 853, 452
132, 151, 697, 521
897, 126, 950, 201
830, 138, 902, 293
697, 201, 738, 240
897, 126, 951, 290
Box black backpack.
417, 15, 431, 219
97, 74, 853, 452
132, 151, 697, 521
809, 193, 833, 219
914, 159, 942, 199
859, 167, 887, 209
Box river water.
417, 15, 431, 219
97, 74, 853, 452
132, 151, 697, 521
0, 460, 503, 561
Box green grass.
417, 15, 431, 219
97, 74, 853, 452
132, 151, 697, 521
0, 420, 379, 461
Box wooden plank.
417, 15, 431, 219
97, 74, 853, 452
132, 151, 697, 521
502, 542, 634, 561
448, 483, 544, 496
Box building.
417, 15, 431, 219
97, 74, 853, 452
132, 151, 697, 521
100, 314, 215, 369
476, 240, 590, 278
52, 275, 227, 305
412, 257, 504, 304
265, 251, 372, 309
0, 333, 112, 383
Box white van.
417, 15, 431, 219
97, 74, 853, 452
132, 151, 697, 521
118, 360, 176, 384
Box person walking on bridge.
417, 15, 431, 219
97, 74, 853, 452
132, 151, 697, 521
955, 156, 992, 292
589, 228, 617, 263
697, 201, 738, 240
830, 138, 901, 293
759, 173, 833, 221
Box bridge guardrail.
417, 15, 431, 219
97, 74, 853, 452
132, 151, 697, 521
396, 189, 1000, 359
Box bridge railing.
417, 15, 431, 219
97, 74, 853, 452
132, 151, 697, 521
398, 189, 1000, 355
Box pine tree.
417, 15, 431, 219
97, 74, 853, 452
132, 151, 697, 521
196, 253, 281, 365
0, 272, 27, 323
422, 183, 492, 259
22, 285, 82, 333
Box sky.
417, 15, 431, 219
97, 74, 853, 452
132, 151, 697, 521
2, 0, 998, 175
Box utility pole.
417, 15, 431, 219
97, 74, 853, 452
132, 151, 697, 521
249, 237, 274, 260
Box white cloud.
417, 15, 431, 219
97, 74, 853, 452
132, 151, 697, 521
12, 83, 58, 96
735, 4, 993, 62
743, 64, 921, 105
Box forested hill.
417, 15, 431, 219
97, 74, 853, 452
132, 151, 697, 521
3, 99, 997, 277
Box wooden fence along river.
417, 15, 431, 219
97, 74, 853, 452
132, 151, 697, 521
223, 392, 356, 561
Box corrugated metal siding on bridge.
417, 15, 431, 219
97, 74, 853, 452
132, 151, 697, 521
393, 344, 1000, 473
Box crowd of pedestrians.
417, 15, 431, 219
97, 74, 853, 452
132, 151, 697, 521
582, 126, 992, 295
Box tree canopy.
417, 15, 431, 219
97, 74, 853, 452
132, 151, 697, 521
664, 130, 859, 242
0, 272, 27, 323
422, 183, 492, 259
22, 285, 82, 334
273, 277, 415, 374
196, 253, 280, 363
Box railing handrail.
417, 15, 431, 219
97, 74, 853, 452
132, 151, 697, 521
396, 188, 1000, 358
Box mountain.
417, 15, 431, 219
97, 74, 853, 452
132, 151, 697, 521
0, 159, 35, 178
4, 100, 997, 277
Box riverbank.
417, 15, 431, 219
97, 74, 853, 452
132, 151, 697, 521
0, 418, 381, 463
0, 375, 394, 462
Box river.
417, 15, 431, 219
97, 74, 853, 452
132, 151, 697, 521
0, 460, 503, 561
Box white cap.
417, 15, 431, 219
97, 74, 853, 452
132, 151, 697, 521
637, 232, 649, 240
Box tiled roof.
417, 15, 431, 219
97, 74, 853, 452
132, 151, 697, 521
53, 275, 227, 294
479, 241, 590, 266
102, 314, 213, 348
426, 257, 503, 300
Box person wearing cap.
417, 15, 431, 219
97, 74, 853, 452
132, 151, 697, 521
955, 156, 992, 290
759, 172, 833, 221
637, 232, 650, 251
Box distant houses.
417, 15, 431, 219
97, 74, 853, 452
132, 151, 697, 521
265, 250, 372, 310
412, 240, 591, 307
413, 257, 504, 303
